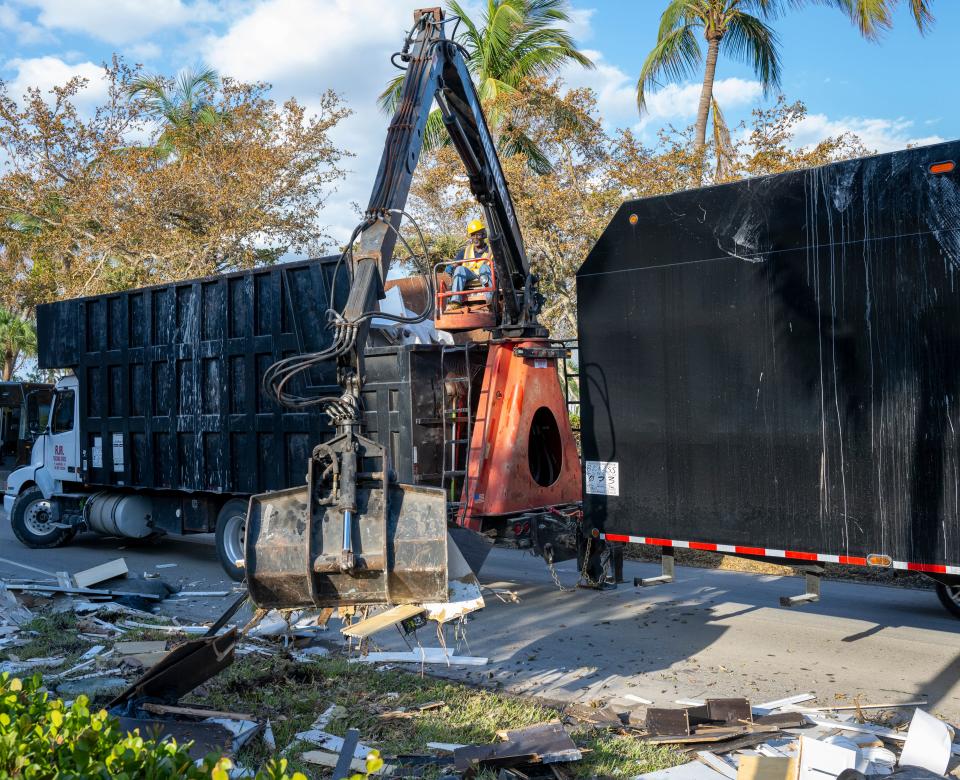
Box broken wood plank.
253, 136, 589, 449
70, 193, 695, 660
564, 703, 624, 728
333, 728, 360, 780
696, 752, 738, 780
74, 559, 128, 589
455, 722, 581, 772
115, 640, 167, 655
341, 605, 425, 639
643, 725, 780, 745
705, 699, 752, 725
753, 712, 807, 729
142, 702, 255, 721
646, 708, 691, 736
736, 755, 797, 780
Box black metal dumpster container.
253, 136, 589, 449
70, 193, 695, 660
37, 257, 347, 495
577, 141, 960, 576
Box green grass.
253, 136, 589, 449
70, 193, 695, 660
9, 611, 683, 778
200, 654, 682, 779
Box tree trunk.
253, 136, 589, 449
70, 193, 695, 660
694, 36, 721, 183
2, 350, 14, 381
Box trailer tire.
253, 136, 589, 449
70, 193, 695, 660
935, 582, 960, 619
215, 499, 248, 582
10, 487, 74, 549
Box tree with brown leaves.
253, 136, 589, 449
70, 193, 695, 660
0, 59, 350, 312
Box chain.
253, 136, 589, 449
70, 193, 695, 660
545, 534, 609, 592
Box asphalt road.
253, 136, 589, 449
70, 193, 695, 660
0, 504, 957, 721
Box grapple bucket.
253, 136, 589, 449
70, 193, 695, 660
244, 478, 449, 609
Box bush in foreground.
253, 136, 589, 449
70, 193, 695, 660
0, 672, 305, 779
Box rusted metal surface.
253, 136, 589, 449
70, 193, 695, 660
245, 431, 448, 608
110, 628, 238, 707
460, 340, 581, 529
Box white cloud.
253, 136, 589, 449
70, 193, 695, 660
794, 112, 944, 153
19, 0, 221, 44
0, 2, 51, 44
562, 47, 762, 133
4, 55, 108, 110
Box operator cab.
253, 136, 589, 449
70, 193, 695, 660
434, 218, 498, 332
434, 258, 498, 331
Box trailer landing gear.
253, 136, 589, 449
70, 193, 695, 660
779, 567, 823, 608
635, 546, 675, 587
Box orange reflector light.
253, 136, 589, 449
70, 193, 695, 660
866, 554, 892, 568
628, 213, 639, 226
930, 161, 955, 175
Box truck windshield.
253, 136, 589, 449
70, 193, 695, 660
51, 390, 75, 434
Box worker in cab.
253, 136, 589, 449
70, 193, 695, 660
446, 219, 493, 309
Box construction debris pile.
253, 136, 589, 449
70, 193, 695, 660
0, 557, 956, 780
618, 695, 960, 780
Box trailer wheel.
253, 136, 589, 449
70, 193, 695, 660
215, 499, 248, 582
936, 582, 960, 619
11, 487, 74, 549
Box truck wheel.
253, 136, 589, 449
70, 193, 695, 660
936, 582, 960, 619
215, 499, 248, 582
11, 487, 74, 549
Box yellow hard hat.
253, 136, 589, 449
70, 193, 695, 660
467, 218, 485, 235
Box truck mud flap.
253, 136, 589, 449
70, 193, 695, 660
244, 483, 450, 609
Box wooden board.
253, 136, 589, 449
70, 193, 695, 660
737, 756, 797, 780
115, 641, 167, 655
341, 605, 425, 639
74, 558, 128, 589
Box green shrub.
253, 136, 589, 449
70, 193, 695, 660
0, 672, 305, 779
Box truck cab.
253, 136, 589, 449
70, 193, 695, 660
3, 374, 82, 547
0, 381, 53, 474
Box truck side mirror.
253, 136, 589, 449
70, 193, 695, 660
25, 391, 45, 437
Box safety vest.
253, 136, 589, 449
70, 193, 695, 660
462, 242, 489, 274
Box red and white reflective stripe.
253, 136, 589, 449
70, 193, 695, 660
599, 533, 960, 576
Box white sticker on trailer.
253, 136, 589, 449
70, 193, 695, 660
585, 460, 619, 496
112, 433, 124, 472
92, 437, 103, 469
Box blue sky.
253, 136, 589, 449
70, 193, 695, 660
0, 0, 956, 248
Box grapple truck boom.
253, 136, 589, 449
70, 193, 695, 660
245, 8, 572, 608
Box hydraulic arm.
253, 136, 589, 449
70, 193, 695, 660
245, 8, 551, 608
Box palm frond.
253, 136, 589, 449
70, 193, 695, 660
811, 0, 933, 39
711, 96, 736, 180
498, 126, 554, 174
636, 24, 703, 113
377, 73, 406, 115
722, 10, 782, 93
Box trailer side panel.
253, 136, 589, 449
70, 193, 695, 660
577, 141, 960, 570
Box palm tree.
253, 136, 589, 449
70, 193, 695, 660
0, 309, 37, 381
128, 67, 221, 157
637, 1, 785, 171
840, 0, 934, 40
637, 0, 935, 178
379, 0, 593, 172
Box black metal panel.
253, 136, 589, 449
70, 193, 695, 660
363, 345, 452, 487
37, 258, 348, 496
577, 141, 960, 568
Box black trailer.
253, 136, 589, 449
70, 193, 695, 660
577, 140, 960, 616
23, 257, 459, 577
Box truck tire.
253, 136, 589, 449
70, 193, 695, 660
936, 581, 960, 619
10, 486, 75, 549
215, 498, 248, 582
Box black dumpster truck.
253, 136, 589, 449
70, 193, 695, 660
3, 256, 458, 579
577, 140, 960, 618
